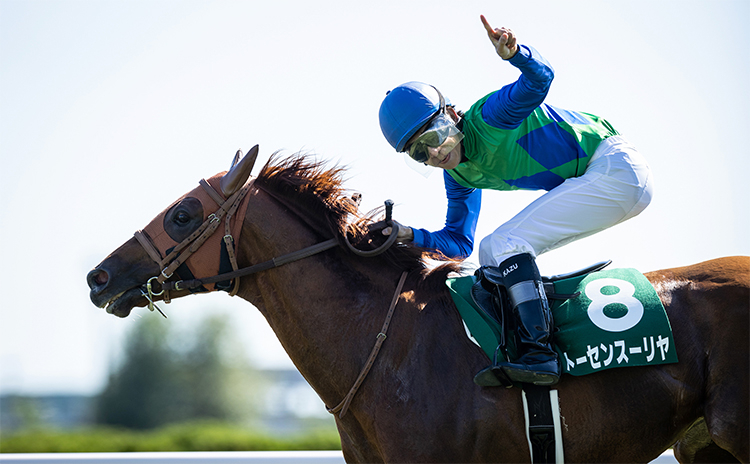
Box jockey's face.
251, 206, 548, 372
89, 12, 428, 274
422, 134, 462, 170
404, 107, 463, 171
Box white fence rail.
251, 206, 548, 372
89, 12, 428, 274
0, 450, 680, 463
0, 450, 678, 463
0, 451, 345, 464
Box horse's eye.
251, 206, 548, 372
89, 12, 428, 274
163, 197, 203, 242
174, 211, 191, 225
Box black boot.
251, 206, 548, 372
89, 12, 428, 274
475, 253, 560, 386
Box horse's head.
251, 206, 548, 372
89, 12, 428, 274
87, 146, 259, 318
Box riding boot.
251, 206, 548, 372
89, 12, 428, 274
475, 253, 560, 386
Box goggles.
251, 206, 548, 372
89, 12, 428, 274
404, 113, 463, 164
402, 87, 463, 164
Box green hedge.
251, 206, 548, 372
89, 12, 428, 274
0, 421, 342, 453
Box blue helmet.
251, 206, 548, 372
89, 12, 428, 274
379, 81, 444, 152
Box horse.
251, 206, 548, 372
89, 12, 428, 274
87, 147, 749, 463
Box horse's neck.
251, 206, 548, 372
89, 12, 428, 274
243, 257, 405, 404
234, 199, 407, 407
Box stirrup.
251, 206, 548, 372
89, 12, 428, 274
474, 365, 514, 387
500, 360, 560, 386
474, 346, 514, 388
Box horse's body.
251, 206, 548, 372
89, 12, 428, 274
88, 152, 749, 463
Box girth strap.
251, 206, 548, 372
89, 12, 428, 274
523, 385, 564, 464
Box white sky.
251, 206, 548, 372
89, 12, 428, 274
1, 0, 748, 395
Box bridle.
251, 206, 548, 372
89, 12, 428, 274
134, 177, 254, 316
132, 175, 404, 419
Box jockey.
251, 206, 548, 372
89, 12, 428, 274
378, 15, 653, 387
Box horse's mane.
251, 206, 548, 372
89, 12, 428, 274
255, 152, 464, 291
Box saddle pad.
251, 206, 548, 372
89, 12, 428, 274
446, 268, 679, 377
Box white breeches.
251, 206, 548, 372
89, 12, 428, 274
477, 135, 654, 267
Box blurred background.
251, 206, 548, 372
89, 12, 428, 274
1, 0, 748, 451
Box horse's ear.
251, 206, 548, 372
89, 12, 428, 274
221, 144, 258, 197
230, 150, 242, 168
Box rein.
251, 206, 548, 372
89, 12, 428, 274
162, 237, 340, 292
159, 188, 400, 292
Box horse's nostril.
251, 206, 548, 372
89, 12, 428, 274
87, 268, 109, 289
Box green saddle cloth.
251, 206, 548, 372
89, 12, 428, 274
446, 268, 679, 376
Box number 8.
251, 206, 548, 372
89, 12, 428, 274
585, 278, 644, 332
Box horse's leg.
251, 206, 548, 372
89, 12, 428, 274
681, 258, 750, 463
654, 257, 749, 464
693, 443, 745, 464
335, 417, 385, 463
675, 418, 742, 464
702, 298, 749, 462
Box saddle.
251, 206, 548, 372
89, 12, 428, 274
470, 260, 612, 358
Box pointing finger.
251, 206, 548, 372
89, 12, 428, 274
480, 15, 498, 38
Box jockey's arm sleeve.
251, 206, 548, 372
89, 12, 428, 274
481, 44, 555, 129
411, 171, 481, 259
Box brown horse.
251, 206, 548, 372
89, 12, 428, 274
87, 148, 749, 463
